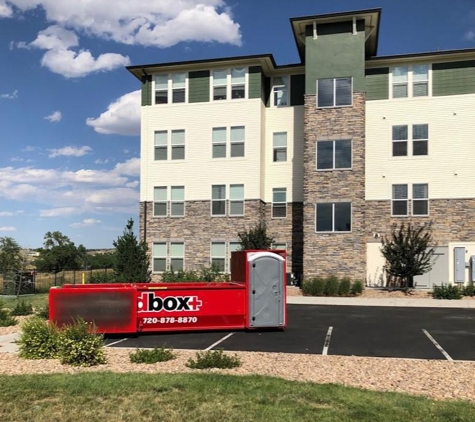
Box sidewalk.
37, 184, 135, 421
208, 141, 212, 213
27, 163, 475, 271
0, 332, 19, 353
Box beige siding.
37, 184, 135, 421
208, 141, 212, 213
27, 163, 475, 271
366, 94, 475, 200
264, 106, 304, 202
366, 242, 386, 286
140, 99, 262, 201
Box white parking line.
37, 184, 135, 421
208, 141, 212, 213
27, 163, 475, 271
106, 338, 129, 347
322, 326, 333, 356
205, 332, 235, 351
422, 329, 454, 362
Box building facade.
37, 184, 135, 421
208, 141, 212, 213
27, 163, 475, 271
127, 8, 475, 286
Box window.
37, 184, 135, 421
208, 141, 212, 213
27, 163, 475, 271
170, 242, 184, 271
392, 65, 429, 98
171, 130, 185, 160
213, 70, 227, 100
212, 127, 226, 158
272, 188, 287, 218
229, 184, 244, 216
211, 242, 226, 272
316, 202, 351, 232
154, 131, 168, 160
272, 243, 287, 251
317, 77, 352, 108
413, 184, 429, 216
170, 186, 185, 217
230, 126, 245, 157
392, 124, 428, 157
153, 187, 167, 217
212, 185, 226, 216
273, 132, 287, 162
317, 140, 351, 170
154, 73, 187, 104
231, 68, 245, 99
152, 243, 167, 272
172, 73, 186, 103
392, 184, 408, 216
273, 76, 289, 106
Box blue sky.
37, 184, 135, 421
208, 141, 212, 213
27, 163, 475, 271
0, 0, 474, 249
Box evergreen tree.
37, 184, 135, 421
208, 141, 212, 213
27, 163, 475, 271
238, 222, 274, 250
0, 237, 22, 273
113, 219, 151, 282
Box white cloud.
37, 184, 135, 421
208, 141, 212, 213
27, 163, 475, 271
466, 30, 475, 41
40, 207, 78, 217
70, 218, 101, 228
0, 2, 13, 18
0, 210, 24, 217
44, 110, 62, 122
0, 89, 18, 99
30, 25, 79, 50
86, 90, 140, 136
0, 226, 16, 232
48, 145, 92, 158
113, 157, 140, 176
41, 48, 130, 78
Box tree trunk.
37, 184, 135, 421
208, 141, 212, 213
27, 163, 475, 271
407, 275, 414, 289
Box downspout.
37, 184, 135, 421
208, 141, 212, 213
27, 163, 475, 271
141, 67, 148, 245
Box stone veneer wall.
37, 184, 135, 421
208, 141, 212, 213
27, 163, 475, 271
302, 92, 366, 280
365, 199, 475, 245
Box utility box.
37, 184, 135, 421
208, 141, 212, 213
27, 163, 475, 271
454, 247, 466, 282
470, 256, 475, 282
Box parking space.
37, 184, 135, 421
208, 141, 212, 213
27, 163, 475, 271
106, 305, 475, 361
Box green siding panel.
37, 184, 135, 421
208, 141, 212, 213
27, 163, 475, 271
433, 60, 475, 96
365, 67, 389, 100
290, 74, 305, 106
189, 70, 210, 103
141, 76, 152, 106
248, 66, 262, 99
305, 21, 366, 94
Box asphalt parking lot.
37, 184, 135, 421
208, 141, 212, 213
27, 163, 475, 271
105, 304, 475, 361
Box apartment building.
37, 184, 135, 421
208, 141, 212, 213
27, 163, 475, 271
127, 8, 475, 287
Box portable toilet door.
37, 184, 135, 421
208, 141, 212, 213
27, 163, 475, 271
248, 251, 285, 328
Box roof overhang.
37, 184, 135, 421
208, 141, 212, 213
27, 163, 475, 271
290, 8, 381, 62
366, 48, 475, 67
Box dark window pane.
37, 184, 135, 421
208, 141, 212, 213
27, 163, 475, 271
212, 201, 225, 215
413, 83, 428, 97
413, 141, 428, 156
334, 203, 351, 231
170, 259, 183, 271
171, 203, 184, 217
413, 200, 428, 215
211, 258, 225, 272
230, 143, 244, 157
335, 140, 351, 169
392, 201, 408, 216
212, 185, 225, 199
154, 202, 167, 217
393, 84, 408, 98
214, 86, 227, 100
173, 88, 185, 103
317, 141, 333, 169
393, 184, 408, 199
274, 148, 287, 162
316, 203, 332, 232
393, 142, 408, 156
232, 85, 245, 99
172, 146, 185, 160
155, 90, 168, 104
155, 146, 167, 160
335, 78, 352, 106
413, 124, 428, 139
272, 204, 287, 218
230, 201, 244, 215
153, 258, 166, 272
393, 125, 408, 140
213, 144, 226, 158
317, 79, 333, 107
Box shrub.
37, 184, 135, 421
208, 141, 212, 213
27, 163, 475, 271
324, 275, 339, 296
433, 284, 462, 300
161, 265, 230, 283
463, 285, 475, 297
18, 317, 59, 359
56, 318, 106, 366
36, 304, 49, 319
338, 277, 352, 296
10, 299, 34, 316
129, 347, 176, 364
302, 277, 325, 296
186, 349, 241, 369
0, 301, 17, 327
351, 280, 364, 296
88, 272, 118, 284
35, 284, 52, 294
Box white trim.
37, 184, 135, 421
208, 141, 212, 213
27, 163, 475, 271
316, 77, 353, 109
272, 187, 287, 219
390, 64, 432, 100
316, 139, 353, 171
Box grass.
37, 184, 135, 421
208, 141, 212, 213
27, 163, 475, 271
0, 293, 48, 312
0, 373, 474, 421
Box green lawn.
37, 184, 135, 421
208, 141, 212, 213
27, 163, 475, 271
0, 372, 474, 422
0, 293, 48, 311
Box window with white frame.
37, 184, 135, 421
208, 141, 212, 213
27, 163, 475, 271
211, 242, 226, 272
317, 140, 351, 170
230, 126, 245, 157
212, 127, 227, 158
211, 185, 226, 216
272, 188, 287, 218
273, 76, 289, 106
392, 65, 429, 98
153, 242, 167, 272
317, 77, 352, 108
273, 132, 287, 162
392, 184, 408, 216
229, 184, 244, 216
153, 187, 167, 217
392, 124, 428, 157
170, 186, 185, 217
413, 184, 429, 216
213, 70, 228, 100
154, 73, 187, 104
231, 68, 246, 99
212, 68, 247, 101
154, 130, 185, 161
171, 130, 185, 160
316, 202, 351, 232
170, 242, 184, 271
154, 130, 168, 160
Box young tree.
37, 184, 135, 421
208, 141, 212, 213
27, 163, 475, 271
380, 222, 435, 289
0, 237, 22, 273
237, 222, 275, 250
113, 219, 151, 282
